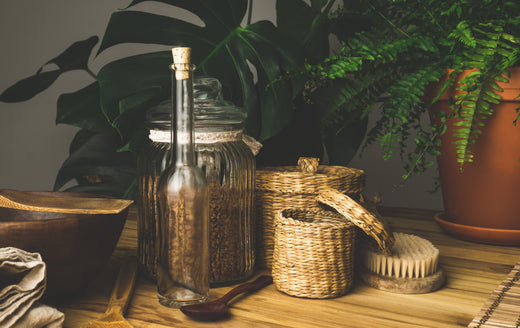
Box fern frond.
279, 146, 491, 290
449, 21, 476, 47
447, 21, 520, 167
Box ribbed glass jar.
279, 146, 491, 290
137, 77, 256, 286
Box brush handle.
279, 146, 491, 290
105, 255, 138, 316
0, 189, 133, 214
218, 275, 273, 305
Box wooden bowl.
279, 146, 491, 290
0, 191, 129, 300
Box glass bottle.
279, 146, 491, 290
156, 47, 209, 307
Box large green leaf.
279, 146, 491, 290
330, 0, 375, 42
0, 71, 62, 102
256, 101, 324, 167
45, 36, 99, 71
96, 0, 303, 140
96, 52, 171, 125
119, 0, 246, 37
117, 126, 150, 154
69, 129, 96, 154
98, 11, 212, 57
56, 82, 112, 132
323, 112, 368, 165
0, 36, 98, 102
112, 86, 163, 142
312, 79, 368, 165
276, 0, 332, 63
54, 131, 136, 196
224, 21, 304, 138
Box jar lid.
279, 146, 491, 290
193, 76, 223, 100
146, 76, 246, 130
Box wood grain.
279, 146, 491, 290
56, 206, 520, 327
0, 197, 128, 299
0, 189, 133, 214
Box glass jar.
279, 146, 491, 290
137, 77, 256, 286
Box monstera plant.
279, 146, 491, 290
0, 0, 369, 199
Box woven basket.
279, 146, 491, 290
255, 158, 365, 268
272, 208, 356, 299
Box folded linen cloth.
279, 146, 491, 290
0, 247, 64, 328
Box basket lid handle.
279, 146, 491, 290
297, 157, 320, 174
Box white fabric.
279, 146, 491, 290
0, 247, 64, 328
11, 303, 64, 328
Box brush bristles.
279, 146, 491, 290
364, 232, 439, 279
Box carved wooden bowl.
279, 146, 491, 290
0, 191, 130, 300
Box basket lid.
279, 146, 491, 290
256, 157, 365, 195
317, 188, 395, 254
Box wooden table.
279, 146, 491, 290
56, 206, 520, 327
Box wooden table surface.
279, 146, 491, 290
55, 206, 520, 327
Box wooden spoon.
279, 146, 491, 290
81, 255, 138, 328
180, 275, 273, 321
0, 189, 132, 214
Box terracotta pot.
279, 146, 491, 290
428, 67, 520, 245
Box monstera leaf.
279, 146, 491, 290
0, 36, 98, 102
274, 0, 367, 165
312, 79, 369, 165
54, 130, 138, 198
97, 0, 304, 141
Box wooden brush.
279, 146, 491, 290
315, 188, 444, 294
359, 232, 445, 294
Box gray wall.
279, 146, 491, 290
0, 0, 443, 210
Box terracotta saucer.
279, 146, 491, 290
434, 212, 520, 246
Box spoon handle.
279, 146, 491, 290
106, 255, 138, 315
218, 275, 273, 304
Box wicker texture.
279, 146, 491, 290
255, 161, 365, 268
317, 188, 395, 254
297, 157, 320, 173
272, 208, 356, 299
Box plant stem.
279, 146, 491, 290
401, 127, 442, 183
198, 27, 241, 70
122, 178, 137, 199
368, 1, 411, 39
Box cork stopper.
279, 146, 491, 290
171, 47, 191, 80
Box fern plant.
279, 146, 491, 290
305, 0, 520, 181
